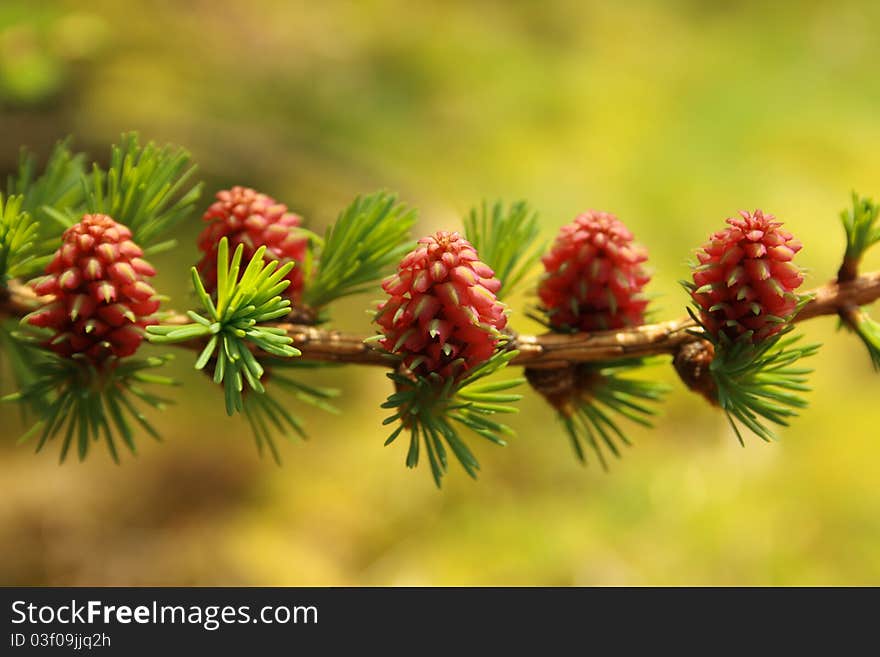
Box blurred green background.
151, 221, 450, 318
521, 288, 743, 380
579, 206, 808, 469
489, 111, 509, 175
1, 0, 879, 585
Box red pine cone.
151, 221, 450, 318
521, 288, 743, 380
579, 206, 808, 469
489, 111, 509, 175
538, 211, 650, 332
375, 231, 507, 379
691, 209, 804, 343
196, 186, 308, 302
27, 214, 159, 362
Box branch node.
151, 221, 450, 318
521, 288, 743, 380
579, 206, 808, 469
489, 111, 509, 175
673, 339, 718, 405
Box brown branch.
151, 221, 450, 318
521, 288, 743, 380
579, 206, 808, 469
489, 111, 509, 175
2, 271, 880, 368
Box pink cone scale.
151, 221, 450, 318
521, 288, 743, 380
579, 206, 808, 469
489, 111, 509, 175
375, 231, 507, 379
691, 210, 804, 343
196, 186, 308, 302
538, 210, 650, 331
27, 214, 159, 362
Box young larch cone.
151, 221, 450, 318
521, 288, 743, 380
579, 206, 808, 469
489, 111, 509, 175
196, 186, 308, 302
375, 231, 507, 379
27, 214, 159, 362
691, 210, 804, 343
538, 210, 650, 331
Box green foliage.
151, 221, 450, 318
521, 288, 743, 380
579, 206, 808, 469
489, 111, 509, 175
0, 194, 40, 281
4, 134, 202, 273
303, 191, 416, 309
556, 361, 668, 468
147, 238, 301, 415
82, 132, 202, 253
6, 139, 87, 231
844, 308, 880, 371
693, 316, 820, 444
838, 193, 880, 369
4, 140, 88, 276
2, 351, 176, 462
463, 199, 544, 300
841, 192, 880, 266
243, 359, 340, 464
0, 323, 51, 418
380, 348, 523, 487
4, 134, 201, 272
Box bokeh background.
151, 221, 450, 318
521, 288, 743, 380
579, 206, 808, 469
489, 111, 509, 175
1, 0, 879, 585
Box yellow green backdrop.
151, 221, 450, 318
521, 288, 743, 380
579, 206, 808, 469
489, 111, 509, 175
1, 0, 878, 585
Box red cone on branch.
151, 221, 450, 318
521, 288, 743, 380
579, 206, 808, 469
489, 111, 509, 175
27, 214, 159, 362
375, 231, 507, 379
691, 209, 804, 343
196, 186, 308, 302
538, 210, 650, 332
